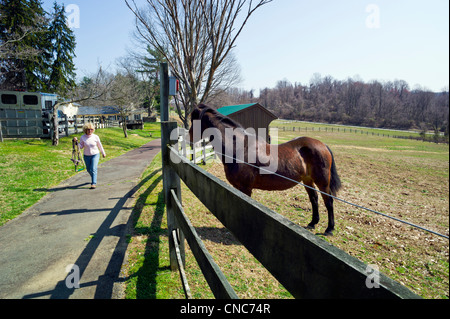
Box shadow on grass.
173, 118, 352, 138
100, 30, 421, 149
127, 168, 169, 299
195, 226, 241, 246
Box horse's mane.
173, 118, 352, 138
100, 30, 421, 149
195, 104, 243, 129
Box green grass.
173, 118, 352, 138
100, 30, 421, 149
123, 120, 448, 299
124, 152, 191, 299
0, 123, 160, 226
272, 119, 435, 139
269, 127, 448, 298
186, 125, 448, 299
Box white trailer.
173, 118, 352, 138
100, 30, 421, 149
0, 91, 58, 138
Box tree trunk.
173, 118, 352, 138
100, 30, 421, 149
0, 121, 3, 142
52, 106, 59, 146
122, 117, 128, 138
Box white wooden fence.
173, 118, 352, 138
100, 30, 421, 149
177, 128, 216, 165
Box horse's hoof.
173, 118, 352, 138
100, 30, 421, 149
306, 224, 315, 230
324, 230, 334, 236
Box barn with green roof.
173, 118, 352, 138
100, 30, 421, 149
217, 103, 278, 142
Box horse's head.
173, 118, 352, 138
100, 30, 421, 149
188, 104, 211, 144
190, 104, 207, 122
188, 103, 243, 147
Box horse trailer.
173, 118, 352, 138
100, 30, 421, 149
0, 90, 58, 138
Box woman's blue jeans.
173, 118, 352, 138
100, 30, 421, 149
84, 153, 100, 185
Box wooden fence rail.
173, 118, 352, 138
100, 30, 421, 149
161, 121, 420, 299
170, 189, 238, 299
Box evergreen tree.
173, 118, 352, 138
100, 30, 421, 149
47, 1, 76, 95
24, 0, 51, 91
137, 45, 165, 115
0, 0, 46, 90
1, 1, 76, 93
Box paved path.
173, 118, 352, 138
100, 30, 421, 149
0, 139, 161, 299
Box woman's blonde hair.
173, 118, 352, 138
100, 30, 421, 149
83, 123, 95, 134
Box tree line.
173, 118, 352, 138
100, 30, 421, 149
217, 75, 449, 136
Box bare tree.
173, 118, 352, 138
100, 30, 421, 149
50, 66, 115, 146
109, 72, 145, 138
0, 24, 41, 58
117, 46, 164, 117
68, 66, 115, 105
125, 0, 272, 127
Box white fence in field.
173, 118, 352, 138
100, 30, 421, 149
176, 128, 216, 165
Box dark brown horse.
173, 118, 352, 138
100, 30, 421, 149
188, 104, 342, 235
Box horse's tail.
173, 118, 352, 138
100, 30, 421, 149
326, 146, 342, 196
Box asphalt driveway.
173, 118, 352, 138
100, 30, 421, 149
0, 139, 161, 299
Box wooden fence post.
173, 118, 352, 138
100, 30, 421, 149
160, 62, 185, 271
202, 139, 207, 164
161, 121, 184, 271
160, 62, 169, 122
48, 112, 54, 140
64, 114, 69, 137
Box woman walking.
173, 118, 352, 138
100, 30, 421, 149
74, 123, 106, 189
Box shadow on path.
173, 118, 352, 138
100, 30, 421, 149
22, 169, 160, 299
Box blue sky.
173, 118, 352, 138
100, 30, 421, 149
42, 0, 449, 93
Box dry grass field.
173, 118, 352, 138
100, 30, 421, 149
125, 126, 449, 299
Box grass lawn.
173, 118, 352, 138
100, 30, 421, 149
124, 121, 448, 299
270, 127, 449, 298
0, 123, 161, 226
123, 153, 187, 299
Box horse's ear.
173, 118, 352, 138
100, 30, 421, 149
196, 104, 209, 114
191, 104, 207, 120
198, 104, 214, 121
197, 103, 209, 109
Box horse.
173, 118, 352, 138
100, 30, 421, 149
188, 104, 342, 235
